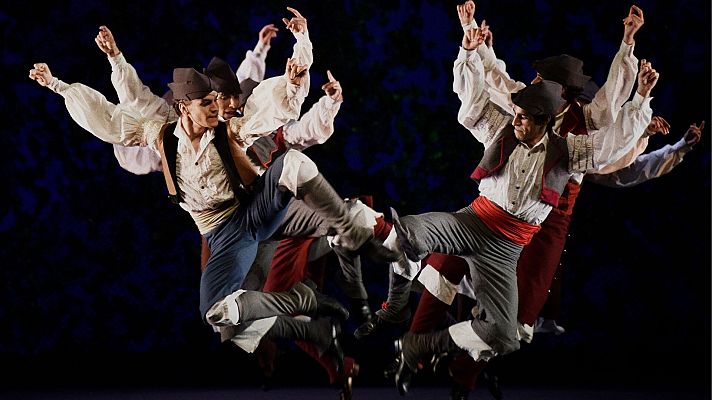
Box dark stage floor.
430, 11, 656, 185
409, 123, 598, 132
3, 386, 709, 400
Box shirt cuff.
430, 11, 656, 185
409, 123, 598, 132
253, 41, 270, 57
293, 31, 313, 49
631, 92, 651, 109
458, 46, 478, 62
47, 77, 69, 94
461, 20, 478, 31
619, 40, 635, 56
108, 52, 127, 70
324, 96, 342, 109
672, 137, 694, 154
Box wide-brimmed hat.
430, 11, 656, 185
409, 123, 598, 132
238, 78, 260, 108
167, 68, 213, 101
532, 54, 591, 90
205, 57, 241, 97
577, 79, 600, 104
511, 80, 567, 118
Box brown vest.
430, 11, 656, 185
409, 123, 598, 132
470, 125, 571, 207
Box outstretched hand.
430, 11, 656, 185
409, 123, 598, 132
622, 5, 644, 45
645, 116, 671, 136
285, 58, 308, 86
462, 27, 484, 51
282, 7, 307, 34
259, 24, 279, 47
95, 25, 120, 57
321, 70, 343, 102
636, 59, 658, 98
684, 121, 705, 147
28, 63, 53, 87
457, 1, 475, 26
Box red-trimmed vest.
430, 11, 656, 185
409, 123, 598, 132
246, 127, 288, 169
470, 125, 571, 207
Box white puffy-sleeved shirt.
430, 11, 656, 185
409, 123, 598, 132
453, 48, 651, 225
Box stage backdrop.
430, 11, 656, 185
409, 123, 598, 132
2, 0, 710, 393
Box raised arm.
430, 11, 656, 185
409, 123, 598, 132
583, 5, 643, 131
585, 121, 704, 187
596, 114, 670, 174
30, 62, 154, 149
232, 57, 309, 146
236, 23, 278, 83
282, 70, 343, 150
283, 7, 313, 69
30, 62, 162, 173
568, 61, 658, 173
454, 27, 513, 148
96, 26, 175, 121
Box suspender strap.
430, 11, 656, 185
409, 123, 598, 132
156, 122, 181, 204
156, 121, 259, 205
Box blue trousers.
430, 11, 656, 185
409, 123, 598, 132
199, 153, 293, 319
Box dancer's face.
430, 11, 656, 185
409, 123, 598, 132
180, 92, 220, 129
216, 92, 240, 119
512, 105, 548, 146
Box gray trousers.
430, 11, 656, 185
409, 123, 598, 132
272, 199, 368, 300
398, 206, 523, 355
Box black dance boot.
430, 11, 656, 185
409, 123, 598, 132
354, 265, 412, 339
394, 330, 459, 396
264, 316, 345, 373
303, 278, 350, 321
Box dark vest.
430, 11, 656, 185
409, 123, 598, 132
470, 125, 571, 207
246, 127, 288, 169
158, 121, 251, 204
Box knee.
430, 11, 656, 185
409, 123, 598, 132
279, 150, 319, 195
284, 150, 318, 182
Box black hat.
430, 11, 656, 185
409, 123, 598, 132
205, 57, 242, 97
238, 78, 260, 108
167, 68, 214, 101
511, 80, 567, 118
532, 54, 591, 90
577, 79, 600, 104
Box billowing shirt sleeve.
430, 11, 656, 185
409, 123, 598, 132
583, 41, 638, 131
288, 30, 312, 100
108, 53, 175, 121
236, 40, 269, 83
291, 31, 313, 69
567, 92, 652, 173
453, 46, 513, 148
282, 95, 341, 150
584, 138, 692, 187
112, 144, 162, 175
48, 77, 157, 148
48, 77, 162, 174
232, 75, 308, 146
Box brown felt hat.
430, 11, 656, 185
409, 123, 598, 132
167, 68, 214, 101
532, 54, 591, 90
511, 80, 567, 118
205, 57, 242, 97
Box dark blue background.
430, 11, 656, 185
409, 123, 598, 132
2, 0, 710, 393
